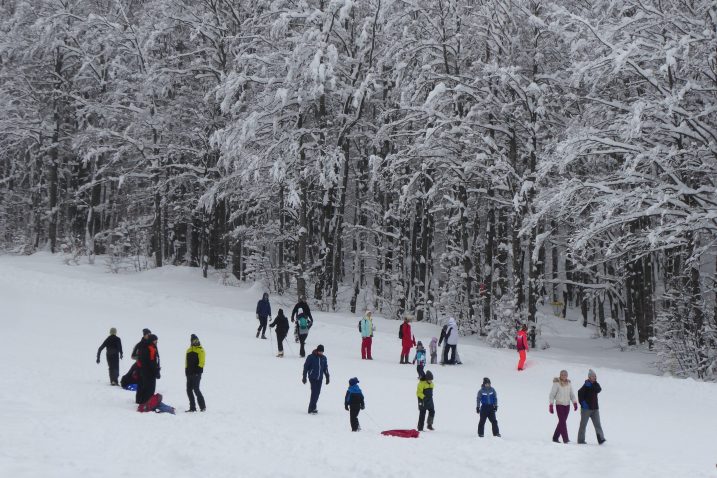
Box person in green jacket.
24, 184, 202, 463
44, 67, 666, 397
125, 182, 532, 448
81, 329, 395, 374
416, 370, 435, 431
185, 334, 206, 412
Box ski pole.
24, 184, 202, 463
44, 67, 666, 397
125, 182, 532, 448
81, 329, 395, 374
284, 337, 295, 356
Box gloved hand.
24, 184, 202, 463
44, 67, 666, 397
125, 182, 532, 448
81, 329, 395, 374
120, 354, 123, 360
493, 405, 498, 412
360, 404, 365, 410
345, 405, 349, 411
476, 406, 480, 414
96, 358, 100, 364
302, 377, 307, 384
581, 400, 588, 409
325, 376, 330, 385
549, 404, 554, 414
573, 402, 578, 411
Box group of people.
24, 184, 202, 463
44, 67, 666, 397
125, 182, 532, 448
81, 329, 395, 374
96, 327, 207, 414
97, 292, 606, 446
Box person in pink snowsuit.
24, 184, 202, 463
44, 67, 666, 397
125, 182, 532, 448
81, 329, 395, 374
517, 324, 529, 371
398, 316, 416, 364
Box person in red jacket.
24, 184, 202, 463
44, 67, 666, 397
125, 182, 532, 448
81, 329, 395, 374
516, 325, 528, 371
399, 316, 416, 364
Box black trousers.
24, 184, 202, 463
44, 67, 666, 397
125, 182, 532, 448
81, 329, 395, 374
299, 333, 308, 357
417, 399, 435, 431
257, 316, 268, 336
186, 373, 206, 411
136, 371, 156, 404
107, 353, 120, 384
276, 332, 287, 352
478, 407, 500, 436
444, 344, 457, 364
349, 405, 361, 431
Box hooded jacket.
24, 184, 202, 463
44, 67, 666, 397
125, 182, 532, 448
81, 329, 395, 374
477, 385, 498, 407
445, 318, 459, 346
516, 330, 529, 351
359, 316, 374, 338
549, 378, 576, 406
270, 313, 290, 335
345, 380, 365, 409
416, 377, 435, 408
303, 350, 329, 382
578, 380, 601, 410
256, 294, 271, 318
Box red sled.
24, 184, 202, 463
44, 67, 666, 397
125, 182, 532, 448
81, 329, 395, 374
381, 429, 420, 438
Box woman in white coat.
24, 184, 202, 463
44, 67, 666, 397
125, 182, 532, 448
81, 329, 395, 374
549, 369, 578, 443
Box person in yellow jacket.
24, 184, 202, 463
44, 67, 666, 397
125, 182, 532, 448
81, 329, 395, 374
416, 370, 435, 431
185, 334, 206, 412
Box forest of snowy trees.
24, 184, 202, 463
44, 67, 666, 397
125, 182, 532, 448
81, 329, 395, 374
1, 0, 716, 378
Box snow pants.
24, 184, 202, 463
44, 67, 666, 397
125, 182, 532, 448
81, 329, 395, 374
349, 404, 361, 431
361, 337, 373, 359
186, 373, 206, 411
517, 350, 527, 370
401, 344, 412, 363
257, 316, 268, 337
136, 371, 156, 404
478, 407, 500, 436
276, 331, 287, 353
417, 399, 435, 431
416, 364, 425, 379
308, 379, 322, 413
430, 352, 437, 364
156, 402, 175, 414
553, 404, 570, 442
444, 345, 457, 364
299, 333, 308, 357
578, 408, 605, 443
107, 353, 120, 384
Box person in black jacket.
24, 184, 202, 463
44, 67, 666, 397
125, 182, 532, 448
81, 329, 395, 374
97, 327, 123, 385
291, 295, 313, 343
132, 328, 152, 360
577, 369, 606, 445
185, 334, 206, 412
269, 309, 290, 357
344, 377, 365, 431
136, 334, 160, 404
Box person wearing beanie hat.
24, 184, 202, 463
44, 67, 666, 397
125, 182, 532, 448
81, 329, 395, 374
549, 370, 578, 443
185, 333, 206, 412
412, 341, 427, 378
416, 370, 435, 431
96, 328, 123, 385
135, 333, 160, 405
476, 377, 500, 437
131, 328, 152, 361
269, 309, 290, 357
577, 369, 605, 445
302, 345, 330, 414
344, 377, 365, 431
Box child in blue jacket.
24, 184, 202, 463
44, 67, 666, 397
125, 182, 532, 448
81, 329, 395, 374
345, 377, 365, 431
412, 341, 427, 378
476, 377, 501, 437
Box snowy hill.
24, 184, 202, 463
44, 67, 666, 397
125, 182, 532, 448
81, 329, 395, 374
1, 254, 714, 478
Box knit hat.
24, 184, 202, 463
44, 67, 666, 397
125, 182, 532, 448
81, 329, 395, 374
417, 341, 423, 346
424, 371, 433, 381
190, 333, 199, 343
588, 369, 596, 378
109, 327, 117, 335
483, 377, 491, 385
349, 377, 359, 386
316, 344, 325, 353
149, 334, 158, 342
142, 328, 151, 336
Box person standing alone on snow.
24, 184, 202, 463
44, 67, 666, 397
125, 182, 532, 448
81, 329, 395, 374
344, 377, 365, 431
416, 370, 435, 431
256, 292, 271, 339
269, 309, 290, 357
96, 327, 123, 385
399, 316, 416, 364
577, 369, 606, 445
549, 369, 577, 443
185, 334, 206, 412
429, 337, 438, 364
302, 344, 330, 414
358, 311, 375, 360
516, 324, 529, 371
476, 377, 500, 437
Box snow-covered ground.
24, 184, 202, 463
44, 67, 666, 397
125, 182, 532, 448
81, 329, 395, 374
1, 253, 714, 478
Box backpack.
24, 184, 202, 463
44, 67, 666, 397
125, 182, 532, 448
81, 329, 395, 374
299, 315, 309, 330
398, 324, 403, 339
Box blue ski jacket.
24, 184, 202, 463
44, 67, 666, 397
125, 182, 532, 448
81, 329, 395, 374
303, 351, 329, 382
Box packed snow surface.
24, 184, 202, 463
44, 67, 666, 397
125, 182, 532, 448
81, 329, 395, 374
1, 253, 714, 478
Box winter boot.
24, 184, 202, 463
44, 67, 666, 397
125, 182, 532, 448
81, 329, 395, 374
185, 409, 197, 413
427, 417, 434, 430
277, 351, 284, 357
256, 330, 260, 338
261, 335, 267, 339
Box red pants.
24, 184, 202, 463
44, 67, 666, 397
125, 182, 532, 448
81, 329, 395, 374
361, 337, 373, 359
518, 350, 527, 370
401, 344, 412, 359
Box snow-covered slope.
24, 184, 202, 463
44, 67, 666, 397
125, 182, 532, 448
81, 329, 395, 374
0, 254, 714, 478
